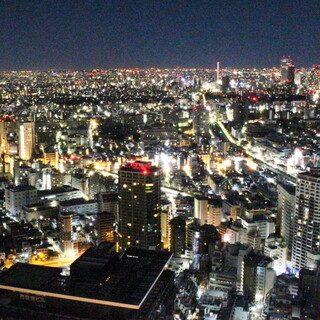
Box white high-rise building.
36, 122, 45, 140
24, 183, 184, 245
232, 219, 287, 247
264, 236, 287, 275
292, 170, 320, 272
19, 122, 35, 160
194, 197, 208, 225
42, 171, 52, 190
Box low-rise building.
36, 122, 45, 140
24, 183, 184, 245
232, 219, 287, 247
5, 185, 38, 216
59, 198, 99, 215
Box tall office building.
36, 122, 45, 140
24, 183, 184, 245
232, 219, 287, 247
169, 216, 186, 256
221, 75, 230, 93
0, 121, 9, 154
208, 200, 223, 227
278, 183, 296, 260
186, 219, 200, 254
118, 161, 161, 250
19, 122, 35, 160
194, 196, 208, 225
299, 265, 320, 319
292, 170, 320, 272
232, 99, 249, 126
193, 105, 210, 139
242, 250, 275, 303
59, 212, 73, 254
161, 211, 170, 249
280, 56, 295, 83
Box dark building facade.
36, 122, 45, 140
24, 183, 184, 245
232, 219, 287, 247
0, 242, 175, 320
280, 56, 295, 83
97, 211, 115, 243
198, 224, 220, 254
169, 216, 186, 256
242, 250, 274, 302
298, 264, 320, 319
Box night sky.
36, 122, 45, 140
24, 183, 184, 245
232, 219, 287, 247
0, 0, 319, 70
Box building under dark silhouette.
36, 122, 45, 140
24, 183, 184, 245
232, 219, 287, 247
169, 216, 186, 256
0, 242, 175, 320
280, 56, 295, 83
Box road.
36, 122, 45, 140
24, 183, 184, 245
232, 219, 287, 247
215, 121, 297, 184
30, 256, 79, 268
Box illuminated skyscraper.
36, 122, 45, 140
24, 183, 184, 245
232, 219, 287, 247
0, 121, 8, 154
19, 122, 35, 160
193, 105, 209, 139
280, 56, 295, 83
118, 161, 161, 250
292, 170, 320, 272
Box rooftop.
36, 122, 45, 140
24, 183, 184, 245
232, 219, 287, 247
39, 185, 80, 196
23, 203, 58, 212
60, 198, 97, 207
6, 185, 37, 192
298, 169, 320, 181
0, 243, 173, 310
120, 161, 160, 175
278, 182, 296, 195
0, 263, 62, 291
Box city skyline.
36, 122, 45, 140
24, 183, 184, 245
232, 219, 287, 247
0, 1, 320, 319
0, 57, 319, 319
0, 0, 319, 70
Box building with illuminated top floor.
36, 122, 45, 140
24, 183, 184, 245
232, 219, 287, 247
118, 161, 162, 250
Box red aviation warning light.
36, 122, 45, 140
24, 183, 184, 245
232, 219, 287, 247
247, 96, 259, 102
124, 161, 153, 175
69, 154, 77, 161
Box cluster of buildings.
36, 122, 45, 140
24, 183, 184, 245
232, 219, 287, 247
0, 59, 319, 319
